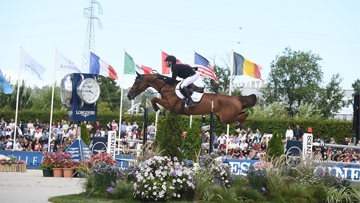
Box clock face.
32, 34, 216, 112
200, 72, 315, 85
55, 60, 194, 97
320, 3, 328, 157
77, 78, 100, 104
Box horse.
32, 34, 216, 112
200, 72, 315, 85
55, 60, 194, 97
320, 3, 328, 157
127, 72, 257, 125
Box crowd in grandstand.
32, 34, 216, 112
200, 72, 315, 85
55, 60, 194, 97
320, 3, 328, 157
0, 118, 144, 153
1, 117, 359, 163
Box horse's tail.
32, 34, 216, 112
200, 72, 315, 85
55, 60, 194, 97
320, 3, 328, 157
238, 94, 257, 109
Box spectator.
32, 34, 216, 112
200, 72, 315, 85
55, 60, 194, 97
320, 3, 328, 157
215, 151, 226, 163
217, 134, 227, 150
34, 128, 43, 140
285, 126, 294, 140
33, 139, 42, 151
111, 120, 118, 132
5, 138, 13, 150
120, 121, 127, 138
293, 124, 303, 140
147, 123, 156, 141
93, 121, 102, 133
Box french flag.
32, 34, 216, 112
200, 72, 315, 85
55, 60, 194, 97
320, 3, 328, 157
90, 52, 118, 80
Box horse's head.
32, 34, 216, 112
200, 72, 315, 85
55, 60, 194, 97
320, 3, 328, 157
127, 72, 146, 100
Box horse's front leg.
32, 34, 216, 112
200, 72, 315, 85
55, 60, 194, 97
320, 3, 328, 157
150, 97, 169, 111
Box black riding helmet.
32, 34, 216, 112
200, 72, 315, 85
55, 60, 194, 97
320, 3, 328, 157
164, 55, 176, 64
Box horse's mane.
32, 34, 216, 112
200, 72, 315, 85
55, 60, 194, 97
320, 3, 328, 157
150, 70, 178, 85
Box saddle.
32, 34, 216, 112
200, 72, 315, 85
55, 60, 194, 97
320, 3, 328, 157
188, 84, 204, 94
161, 75, 204, 93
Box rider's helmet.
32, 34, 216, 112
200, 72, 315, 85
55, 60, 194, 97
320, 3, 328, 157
164, 55, 176, 64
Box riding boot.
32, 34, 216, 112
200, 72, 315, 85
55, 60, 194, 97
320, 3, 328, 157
181, 87, 196, 108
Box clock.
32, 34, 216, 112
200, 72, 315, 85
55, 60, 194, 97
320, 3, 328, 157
76, 77, 100, 105
60, 74, 73, 107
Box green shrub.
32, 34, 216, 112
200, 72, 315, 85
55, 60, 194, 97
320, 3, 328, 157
267, 133, 284, 158
153, 112, 184, 161
182, 126, 201, 161
81, 122, 91, 146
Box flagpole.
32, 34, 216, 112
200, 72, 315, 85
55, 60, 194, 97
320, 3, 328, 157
13, 48, 23, 149
225, 51, 235, 157
118, 87, 123, 140
48, 48, 57, 152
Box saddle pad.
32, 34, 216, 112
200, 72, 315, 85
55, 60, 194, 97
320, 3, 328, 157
175, 83, 204, 102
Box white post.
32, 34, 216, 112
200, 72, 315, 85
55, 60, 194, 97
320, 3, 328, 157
118, 87, 123, 140
189, 115, 192, 128
13, 48, 23, 149
131, 100, 134, 114
155, 110, 159, 129
48, 48, 57, 152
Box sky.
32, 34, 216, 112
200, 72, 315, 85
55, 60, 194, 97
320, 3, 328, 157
0, 0, 359, 90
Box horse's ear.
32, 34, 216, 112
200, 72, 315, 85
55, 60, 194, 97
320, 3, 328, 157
136, 71, 141, 76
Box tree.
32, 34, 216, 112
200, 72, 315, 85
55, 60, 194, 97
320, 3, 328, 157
3, 80, 33, 110
249, 102, 289, 119
31, 85, 63, 111
98, 76, 121, 111
352, 79, 360, 94
261, 47, 323, 117
317, 73, 345, 118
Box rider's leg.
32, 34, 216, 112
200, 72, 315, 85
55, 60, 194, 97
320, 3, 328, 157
180, 74, 200, 107
181, 87, 195, 107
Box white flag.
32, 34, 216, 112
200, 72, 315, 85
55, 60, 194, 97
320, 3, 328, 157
56, 50, 81, 73
21, 49, 46, 80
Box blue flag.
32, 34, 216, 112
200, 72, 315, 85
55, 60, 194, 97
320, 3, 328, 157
0, 69, 13, 94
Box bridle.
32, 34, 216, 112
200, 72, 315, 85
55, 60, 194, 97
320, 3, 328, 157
135, 74, 174, 95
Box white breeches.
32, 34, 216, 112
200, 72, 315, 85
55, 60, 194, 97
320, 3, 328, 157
180, 73, 200, 88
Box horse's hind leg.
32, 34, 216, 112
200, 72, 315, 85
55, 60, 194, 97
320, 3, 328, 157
236, 112, 249, 128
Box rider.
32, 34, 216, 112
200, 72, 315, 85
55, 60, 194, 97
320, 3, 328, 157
164, 55, 200, 108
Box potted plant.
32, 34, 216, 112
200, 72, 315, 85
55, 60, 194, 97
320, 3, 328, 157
50, 152, 70, 177
40, 152, 54, 177
0, 156, 26, 172
61, 154, 77, 178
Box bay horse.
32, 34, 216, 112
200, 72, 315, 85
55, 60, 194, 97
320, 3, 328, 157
127, 72, 257, 125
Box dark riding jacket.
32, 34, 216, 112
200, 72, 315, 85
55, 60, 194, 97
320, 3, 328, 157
171, 64, 197, 80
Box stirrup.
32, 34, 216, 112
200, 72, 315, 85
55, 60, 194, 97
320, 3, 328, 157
185, 100, 196, 108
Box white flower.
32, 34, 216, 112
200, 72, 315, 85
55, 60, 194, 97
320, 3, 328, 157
153, 185, 157, 189
177, 194, 181, 198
